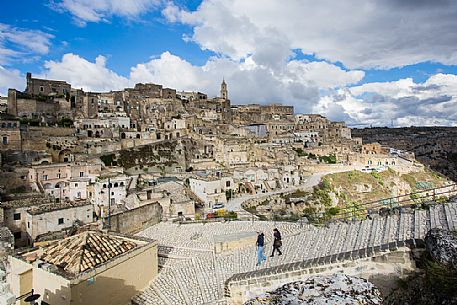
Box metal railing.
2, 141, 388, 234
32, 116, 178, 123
326, 183, 457, 221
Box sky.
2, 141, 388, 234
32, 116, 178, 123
1, 0, 457, 127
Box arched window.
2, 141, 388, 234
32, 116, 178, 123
114, 182, 119, 188
103, 184, 107, 188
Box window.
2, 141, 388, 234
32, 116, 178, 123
39, 86, 44, 92
27, 222, 30, 228
43, 175, 48, 181
2, 136, 7, 145
13, 213, 21, 220
57, 174, 61, 178
58, 218, 64, 225
75, 183, 78, 187
80, 172, 84, 177
226, 181, 231, 187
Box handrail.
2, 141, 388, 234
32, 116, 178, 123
314, 183, 457, 221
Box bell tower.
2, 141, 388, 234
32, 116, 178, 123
220, 79, 228, 100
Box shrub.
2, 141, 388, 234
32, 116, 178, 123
319, 154, 337, 164
224, 211, 238, 219
327, 207, 340, 216
57, 117, 73, 127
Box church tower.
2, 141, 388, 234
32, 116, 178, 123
220, 79, 228, 100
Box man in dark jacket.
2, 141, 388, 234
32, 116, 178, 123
256, 231, 266, 266
270, 228, 282, 257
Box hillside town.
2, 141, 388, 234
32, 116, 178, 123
1, 74, 457, 305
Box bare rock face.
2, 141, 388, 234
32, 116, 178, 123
425, 228, 457, 271
243, 274, 382, 305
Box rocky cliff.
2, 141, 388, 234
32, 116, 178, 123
243, 274, 382, 305
384, 228, 457, 305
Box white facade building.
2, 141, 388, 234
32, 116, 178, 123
189, 177, 235, 208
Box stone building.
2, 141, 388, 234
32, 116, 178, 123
220, 79, 228, 100
177, 91, 207, 102
75, 114, 130, 138
25, 201, 94, 242
0, 195, 93, 246
0, 96, 7, 113
242, 124, 268, 138
362, 142, 388, 155
189, 177, 235, 208
28, 162, 102, 202
8, 231, 158, 305
82, 92, 99, 118
0, 115, 21, 150
232, 104, 294, 124
92, 174, 131, 217
25, 72, 71, 97
142, 181, 196, 219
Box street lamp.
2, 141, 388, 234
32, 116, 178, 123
108, 177, 111, 228
17, 289, 40, 305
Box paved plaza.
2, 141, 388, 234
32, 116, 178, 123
132, 200, 457, 305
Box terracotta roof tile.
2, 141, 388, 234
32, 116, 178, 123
38, 231, 137, 274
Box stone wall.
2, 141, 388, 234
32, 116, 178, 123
0, 227, 13, 262
108, 202, 163, 235
225, 243, 419, 305
214, 231, 257, 254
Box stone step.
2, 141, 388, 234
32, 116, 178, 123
444, 203, 456, 231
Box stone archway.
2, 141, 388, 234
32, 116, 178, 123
58, 149, 72, 162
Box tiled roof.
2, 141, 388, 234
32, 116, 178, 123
27, 200, 91, 215
38, 231, 137, 274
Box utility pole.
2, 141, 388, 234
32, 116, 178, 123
108, 178, 111, 229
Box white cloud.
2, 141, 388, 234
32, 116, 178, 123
350, 78, 416, 98
51, 0, 161, 25
315, 74, 457, 127
130, 51, 364, 113
0, 66, 23, 96
31, 51, 362, 113
42, 53, 131, 92
0, 23, 54, 64
164, 0, 457, 69
286, 61, 364, 89
6, 50, 457, 127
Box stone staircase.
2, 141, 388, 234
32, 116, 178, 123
132, 200, 457, 305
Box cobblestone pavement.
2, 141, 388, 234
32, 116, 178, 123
132, 200, 457, 305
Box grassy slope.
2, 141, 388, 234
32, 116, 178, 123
323, 168, 449, 207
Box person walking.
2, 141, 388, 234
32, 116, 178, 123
270, 228, 282, 257
256, 231, 266, 266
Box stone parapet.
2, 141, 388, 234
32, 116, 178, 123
224, 242, 421, 305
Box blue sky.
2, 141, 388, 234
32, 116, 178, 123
2, 0, 457, 126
